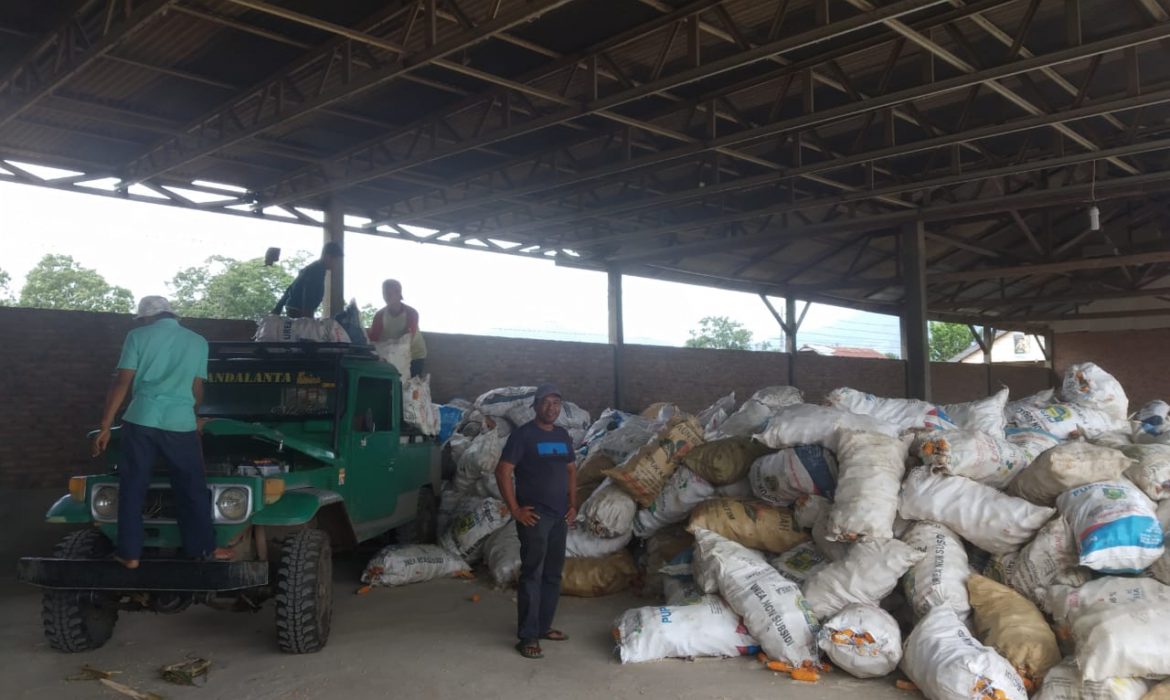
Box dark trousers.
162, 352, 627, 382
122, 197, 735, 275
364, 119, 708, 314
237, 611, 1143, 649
118, 422, 215, 560
515, 515, 567, 641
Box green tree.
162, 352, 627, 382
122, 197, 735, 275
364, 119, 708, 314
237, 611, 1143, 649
929, 321, 975, 362
18, 254, 134, 313
0, 268, 11, 305
168, 253, 310, 320
360, 303, 379, 328
686, 316, 754, 350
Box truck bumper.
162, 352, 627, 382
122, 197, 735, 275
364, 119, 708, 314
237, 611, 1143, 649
16, 557, 269, 592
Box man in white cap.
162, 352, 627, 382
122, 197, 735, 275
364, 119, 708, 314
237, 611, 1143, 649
495, 383, 577, 659
92, 296, 224, 568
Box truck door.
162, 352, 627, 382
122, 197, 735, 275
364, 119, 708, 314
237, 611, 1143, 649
347, 376, 399, 524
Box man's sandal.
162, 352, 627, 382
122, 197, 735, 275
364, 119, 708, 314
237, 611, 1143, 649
515, 640, 543, 659
540, 630, 569, 641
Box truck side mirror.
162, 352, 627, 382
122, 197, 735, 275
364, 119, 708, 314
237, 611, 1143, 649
264, 247, 281, 266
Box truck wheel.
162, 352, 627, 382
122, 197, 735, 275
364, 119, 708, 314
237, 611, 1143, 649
42, 529, 118, 652
395, 487, 438, 544
274, 529, 332, 654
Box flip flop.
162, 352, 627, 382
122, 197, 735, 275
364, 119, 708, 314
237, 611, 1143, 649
111, 554, 140, 569
515, 641, 543, 659
540, 630, 569, 641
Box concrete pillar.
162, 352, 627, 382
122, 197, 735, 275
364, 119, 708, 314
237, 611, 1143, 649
900, 221, 931, 400
323, 198, 344, 317
608, 269, 624, 410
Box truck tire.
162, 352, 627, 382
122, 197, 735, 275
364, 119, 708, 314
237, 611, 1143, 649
42, 529, 118, 652
274, 529, 332, 654
395, 487, 438, 544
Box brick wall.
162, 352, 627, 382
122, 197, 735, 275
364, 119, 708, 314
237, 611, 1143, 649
619, 344, 790, 413
1055, 329, 1170, 410
425, 332, 615, 417
0, 307, 256, 490
1, 307, 1054, 488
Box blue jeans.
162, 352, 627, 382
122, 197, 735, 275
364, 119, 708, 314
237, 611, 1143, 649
515, 515, 567, 641
117, 422, 215, 560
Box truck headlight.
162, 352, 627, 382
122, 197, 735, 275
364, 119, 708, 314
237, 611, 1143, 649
92, 486, 119, 520
215, 487, 250, 522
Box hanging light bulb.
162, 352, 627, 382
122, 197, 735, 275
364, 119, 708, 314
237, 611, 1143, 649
1089, 205, 1100, 231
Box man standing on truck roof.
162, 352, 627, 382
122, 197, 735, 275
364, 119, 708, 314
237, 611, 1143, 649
367, 278, 427, 378
495, 384, 577, 660
93, 296, 228, 569
271, 242, 343, 318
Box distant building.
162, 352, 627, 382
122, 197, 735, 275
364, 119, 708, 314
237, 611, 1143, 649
952, 331, 1047, 363
799, 343, 889, 359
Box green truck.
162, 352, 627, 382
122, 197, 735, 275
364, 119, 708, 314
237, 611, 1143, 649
17, 341, 440, 654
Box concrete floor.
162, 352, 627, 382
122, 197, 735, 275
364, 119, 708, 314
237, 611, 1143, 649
0, 551, 918, 700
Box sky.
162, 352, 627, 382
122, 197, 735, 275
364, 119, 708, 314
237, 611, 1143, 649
0, 168, 903, 355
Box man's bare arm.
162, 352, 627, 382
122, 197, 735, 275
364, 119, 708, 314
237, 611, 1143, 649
93, 369, 135, 456
566, 461, 578, 522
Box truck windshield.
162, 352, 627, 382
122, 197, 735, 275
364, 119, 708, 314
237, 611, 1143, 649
199, 361, 338, 420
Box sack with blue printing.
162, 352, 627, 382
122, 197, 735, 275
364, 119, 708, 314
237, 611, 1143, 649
749, 445, 839, 506
1008, 401, 1124, 440
1134, 400, 1170, 445
1057, 480, 1165, 573
613, 594, 760, 664
1147, 500, 1170, 584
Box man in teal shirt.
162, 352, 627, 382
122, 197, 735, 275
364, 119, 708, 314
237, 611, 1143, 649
93, 296, 223, 568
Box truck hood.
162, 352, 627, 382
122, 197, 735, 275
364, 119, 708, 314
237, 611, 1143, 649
202, 419, 336, 463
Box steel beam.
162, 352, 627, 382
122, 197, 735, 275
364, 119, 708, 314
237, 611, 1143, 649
932, 284, 1170, 310
604, 168, 1170, 265
385, 23, 1170, 232
0, 0, 174, 129
841, 0, 1138, 175
261, 0, 949, 214
581, 130, 1170, 257
373, 0, 1016, 230
489, 84, 1170, 244
929, 251, 1170, 283
119, 0, 576, 185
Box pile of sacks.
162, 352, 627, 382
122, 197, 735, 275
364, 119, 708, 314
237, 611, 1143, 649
361, 362, 1170, 700
610, 362, 1170, 700
362, 385, 598, 592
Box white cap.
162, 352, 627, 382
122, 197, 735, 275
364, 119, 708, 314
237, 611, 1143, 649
135, 295, 173, 319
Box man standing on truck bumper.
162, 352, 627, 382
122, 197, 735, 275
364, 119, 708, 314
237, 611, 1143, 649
495, 384, 577, 659
93, 296, 224, 568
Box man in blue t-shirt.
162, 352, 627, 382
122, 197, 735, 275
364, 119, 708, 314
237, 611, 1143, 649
271, 242, 342, 318
93, 296, 226, 568
495, 383, 577, 659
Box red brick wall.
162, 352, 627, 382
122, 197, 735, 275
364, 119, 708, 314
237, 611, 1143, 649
425, 333, 615, 417
991, 363, 1055, 402
794, 354, 906, 404
619, 345, 790, 414
0, 307, 1053, 488
0, 307, 256, 490
1055, 329, 1170, 411
931, 363, 995, 405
